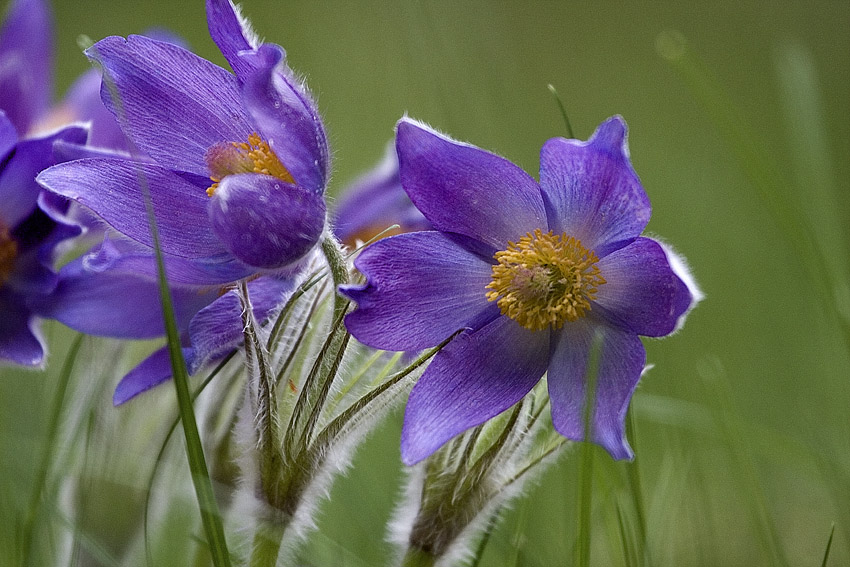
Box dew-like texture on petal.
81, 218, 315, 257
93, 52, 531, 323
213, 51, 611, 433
401, 315, 549, 465
539, 117, 650, 256
38, 159, 227, 259
206, 0, 257, 78
0, 0, 52, 135
0, 125, 88, 227
187, 276, 293, 374
87, 35, 253, 177
0, 289, 44, 366
547, 318, 645, 460
342, 231, 499, 352
208, 173, 325, 270
594, 237, 692, 337
113, 345, 192, 405
31, 255, 216, 339
240, 44, 328, 194
396, 119, 546, 251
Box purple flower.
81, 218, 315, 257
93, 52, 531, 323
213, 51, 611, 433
0, 0, 51, 137
37, 0, 329, 282
0, 0, 90, 366
333, 143, 431, 246
342, 117, 700, 464
31, 237, 296, 403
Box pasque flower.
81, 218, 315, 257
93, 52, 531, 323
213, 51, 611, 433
32, 0, 326, 400
0, 0, 89, 366
343, 116, 700, 464
31, 237, 295, 403
37, 0, 329, 283
334, 142, 431, 247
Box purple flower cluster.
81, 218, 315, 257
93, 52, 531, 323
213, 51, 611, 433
2, 0, 699, 464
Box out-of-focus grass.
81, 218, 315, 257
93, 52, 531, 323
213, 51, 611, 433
1, 0, 848, 565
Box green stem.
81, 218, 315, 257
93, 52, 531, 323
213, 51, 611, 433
400, 547, 437, 567
249, 518, 286, 567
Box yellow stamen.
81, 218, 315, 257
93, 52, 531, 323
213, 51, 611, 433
0, 225, 18, 286
205, 132, 295, 196
486, 228, 606, 331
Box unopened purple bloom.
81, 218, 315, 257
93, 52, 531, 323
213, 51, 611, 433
343, 117, 700, 464
37, 0, 329, 282
333, 143, 431, 246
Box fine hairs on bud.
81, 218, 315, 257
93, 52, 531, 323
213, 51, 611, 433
388, 386, 569, 566
229, 250, 421, 560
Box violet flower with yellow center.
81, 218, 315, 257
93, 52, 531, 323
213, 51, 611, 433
342, 116, 701, 464
37, 0, 328, 282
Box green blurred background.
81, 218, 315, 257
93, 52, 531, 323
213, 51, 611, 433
2, 1, 849, 565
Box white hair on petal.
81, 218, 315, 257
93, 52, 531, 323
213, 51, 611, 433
230, 0, 261, 49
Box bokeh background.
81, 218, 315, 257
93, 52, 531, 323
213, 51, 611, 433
2, 1, 849, 565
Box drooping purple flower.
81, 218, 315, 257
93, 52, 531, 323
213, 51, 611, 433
333, 142, 431, 247
31, 236, 296, 403
342, 117, 701, 464
37, 0, 329, 283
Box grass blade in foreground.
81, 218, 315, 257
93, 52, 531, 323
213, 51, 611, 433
92, 47, 232, 567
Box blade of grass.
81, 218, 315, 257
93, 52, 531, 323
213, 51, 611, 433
144, 354, 236, 567
575, 332, 603, 567
92, 46, 232, 567
820, 522, 835, 567
625, 406, 649, 566
21, 334, 84, 567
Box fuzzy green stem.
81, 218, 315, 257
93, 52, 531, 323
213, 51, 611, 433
249, 518, 286, 567
401, 547, 437, 567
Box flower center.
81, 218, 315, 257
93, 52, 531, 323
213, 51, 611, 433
486, 229, 606, 331
0, 224, 18, 286
204, 132, 295, 196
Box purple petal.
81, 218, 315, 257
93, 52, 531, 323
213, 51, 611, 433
539, 116, 650, 256
37, 159, 229, 260
187, 276, 293, 373
333, 142, 430, 244
239, 44, 329, 194
594, 237, 693, 337
0, 110, 17, 162
62, 68, 128, 151
0, 124, 88, 228
113, 345, 193, 405
401, 315, 549, 465
31, 250, 217, 339
657, 240, 703, 332
208, 173, 325, 270
0, 289, 44, 366
0, 0, 52, 135
86, 35, 253, 177
547, 319, 646, 460
342, 231, 499, 351
395, 118, 547, 252
206, 0, 258, 78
